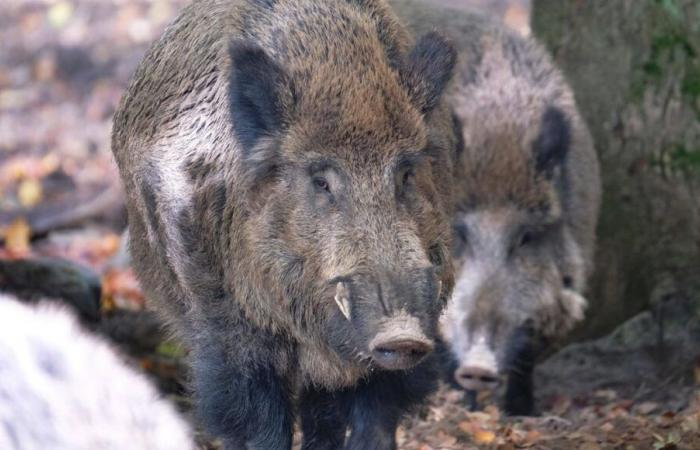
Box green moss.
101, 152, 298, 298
651, 33, 695, 57
651, 144, 700, 172
642, 61, 663, 78
632, 3, 699, 103
655, 0, 683, 20
670, 144, 700, 171
682, 67, 700, 97
683, 77, 700, 102
155, 340, 186, 359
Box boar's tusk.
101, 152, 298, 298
334, 282, 351, 321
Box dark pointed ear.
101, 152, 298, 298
533, 107, 570, 178
228, 41, 295, 153
400, 32, 457, 114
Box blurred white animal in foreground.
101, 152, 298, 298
0, 294, 193, 450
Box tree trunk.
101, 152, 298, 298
531, 0, 700, 340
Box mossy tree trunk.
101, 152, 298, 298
532, 0, 700, 339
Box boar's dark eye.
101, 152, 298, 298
519, 231, 534, 247
402, 168, 413, 185
516, 228, 543, 250
428, 244, 444, 267
312, 176, 330, 193
396, 164, 415, 196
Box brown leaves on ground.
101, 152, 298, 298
1, 217, 32, 257
101, 268, 145, 312
397, 387, 700, 450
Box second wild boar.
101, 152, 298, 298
391, 0, 602, 416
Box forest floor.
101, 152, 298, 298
1, 1, 699, 449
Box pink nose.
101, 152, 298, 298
455, 366, 500, 391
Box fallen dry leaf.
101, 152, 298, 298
549, 395, 573, 416
681, 412, 699, 432
18, 178, 43, 207
473, 430, 496, 445
458, 420, 477, 434
3, 217, 31, 256
497, 444, 516, 450
47, 1, 73, 28
578, 442, 602, 450
484, 405, 501, 422
637, 402, 660, 415
594, 390, 618, 402
465, 411, 493, 423
600, 422, 615, 432
658, 411, 677, 428
40, 153, 60, 174
101, 268, 145, 311
524, 429, 541, 444
95, 233, 121, 258
34, 55, 56, 82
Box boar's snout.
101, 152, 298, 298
370, 338, 433, 371
368, 312, 435, 371
455, 365, 500, 391
331, 270, 440, 370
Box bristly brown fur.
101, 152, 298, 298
392, 0, 601, 416
112, 0, 458, 447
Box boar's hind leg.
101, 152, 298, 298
504, 346, 536, 416
344, 359, 439, 450
191, 337, 293, 450
299, 387, 350, 450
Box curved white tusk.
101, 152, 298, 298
334, 282, 351, 321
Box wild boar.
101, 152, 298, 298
390, 0, 601, 415
111, 0, 459, 448
0, 294, 192, 450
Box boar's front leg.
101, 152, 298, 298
504, 343, 536, 416
191, 324, 293, 450
344, 358, 439, 450
299, 387, 350, 450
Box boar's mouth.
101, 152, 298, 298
329, 274, 438, 371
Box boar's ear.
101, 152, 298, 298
228, 41, 295, 156
533, 107, 570, 178
400, 32, 457, 114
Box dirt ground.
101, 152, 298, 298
1, 1, 698, 449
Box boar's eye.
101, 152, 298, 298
428, 244, 444, 268
562, 275, 574, 288
396, 164, 415, 195
515, 228, 543, 251
312, 176, 330, 193
519, 231, 535, 247
396, 155, 422, 199
402, 167, 414, 185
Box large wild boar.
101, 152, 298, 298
391, 1, 601, 415
0, 295, 192, 450
111, 0, 459, 448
